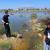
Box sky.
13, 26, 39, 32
0, 0, 50, 9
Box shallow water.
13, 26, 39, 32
0, 12, 32, 33
0, 12, 50, 33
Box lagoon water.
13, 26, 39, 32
0, 12, 32, 33
0, 12, 50, 33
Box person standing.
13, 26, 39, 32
43, 22, 50, 50
2, 10, 11, 37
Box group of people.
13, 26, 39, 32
2, 10, 50, 50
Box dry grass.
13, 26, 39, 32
0, 31, 43, 50
0, 34, 29, 50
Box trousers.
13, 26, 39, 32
4, 24, 11, 37
43, 41, 50, 50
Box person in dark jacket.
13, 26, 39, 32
2, 10, 11, 37
43, 22, 50, 50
